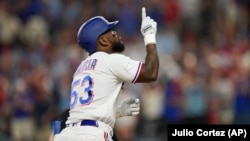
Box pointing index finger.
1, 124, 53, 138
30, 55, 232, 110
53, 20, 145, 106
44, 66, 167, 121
142, 7, 146, 20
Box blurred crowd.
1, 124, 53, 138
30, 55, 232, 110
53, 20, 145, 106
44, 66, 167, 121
0, 0, 249, 141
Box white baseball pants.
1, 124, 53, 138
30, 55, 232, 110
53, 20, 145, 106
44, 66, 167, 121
54, 120, 113, 141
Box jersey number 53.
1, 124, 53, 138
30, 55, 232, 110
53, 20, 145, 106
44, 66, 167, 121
70, 75, 94, 109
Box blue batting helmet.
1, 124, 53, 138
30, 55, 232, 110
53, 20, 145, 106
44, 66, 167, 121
77, 16, 119, 54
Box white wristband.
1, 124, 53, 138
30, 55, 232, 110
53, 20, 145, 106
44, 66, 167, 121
144, 34, 156, 46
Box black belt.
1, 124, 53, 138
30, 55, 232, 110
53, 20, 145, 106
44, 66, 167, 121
67, 120, 99, 127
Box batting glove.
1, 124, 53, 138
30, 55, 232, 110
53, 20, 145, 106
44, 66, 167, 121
140, 7, 157, 46
116, 97, 140, 118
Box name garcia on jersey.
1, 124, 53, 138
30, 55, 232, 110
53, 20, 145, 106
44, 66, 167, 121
74, 59, 98, 76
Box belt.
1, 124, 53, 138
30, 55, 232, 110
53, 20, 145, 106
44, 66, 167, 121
67, 120, 99, 127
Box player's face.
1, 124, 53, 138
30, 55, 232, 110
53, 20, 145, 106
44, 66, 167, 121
110, 31, 125, 53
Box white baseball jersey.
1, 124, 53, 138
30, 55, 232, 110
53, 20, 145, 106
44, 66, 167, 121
66, 52, 142, 128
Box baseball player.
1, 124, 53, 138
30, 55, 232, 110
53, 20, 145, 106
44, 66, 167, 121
54, 7, 159, 141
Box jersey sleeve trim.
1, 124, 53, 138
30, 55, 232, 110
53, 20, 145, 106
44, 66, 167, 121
131, 62, 142, 83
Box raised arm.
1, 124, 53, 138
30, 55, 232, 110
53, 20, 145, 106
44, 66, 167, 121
136, 7, 159, 83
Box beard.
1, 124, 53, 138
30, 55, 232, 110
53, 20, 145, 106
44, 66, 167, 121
112, 42, 125, 53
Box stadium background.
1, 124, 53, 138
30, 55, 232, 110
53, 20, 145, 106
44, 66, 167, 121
0, 0, 249, 141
